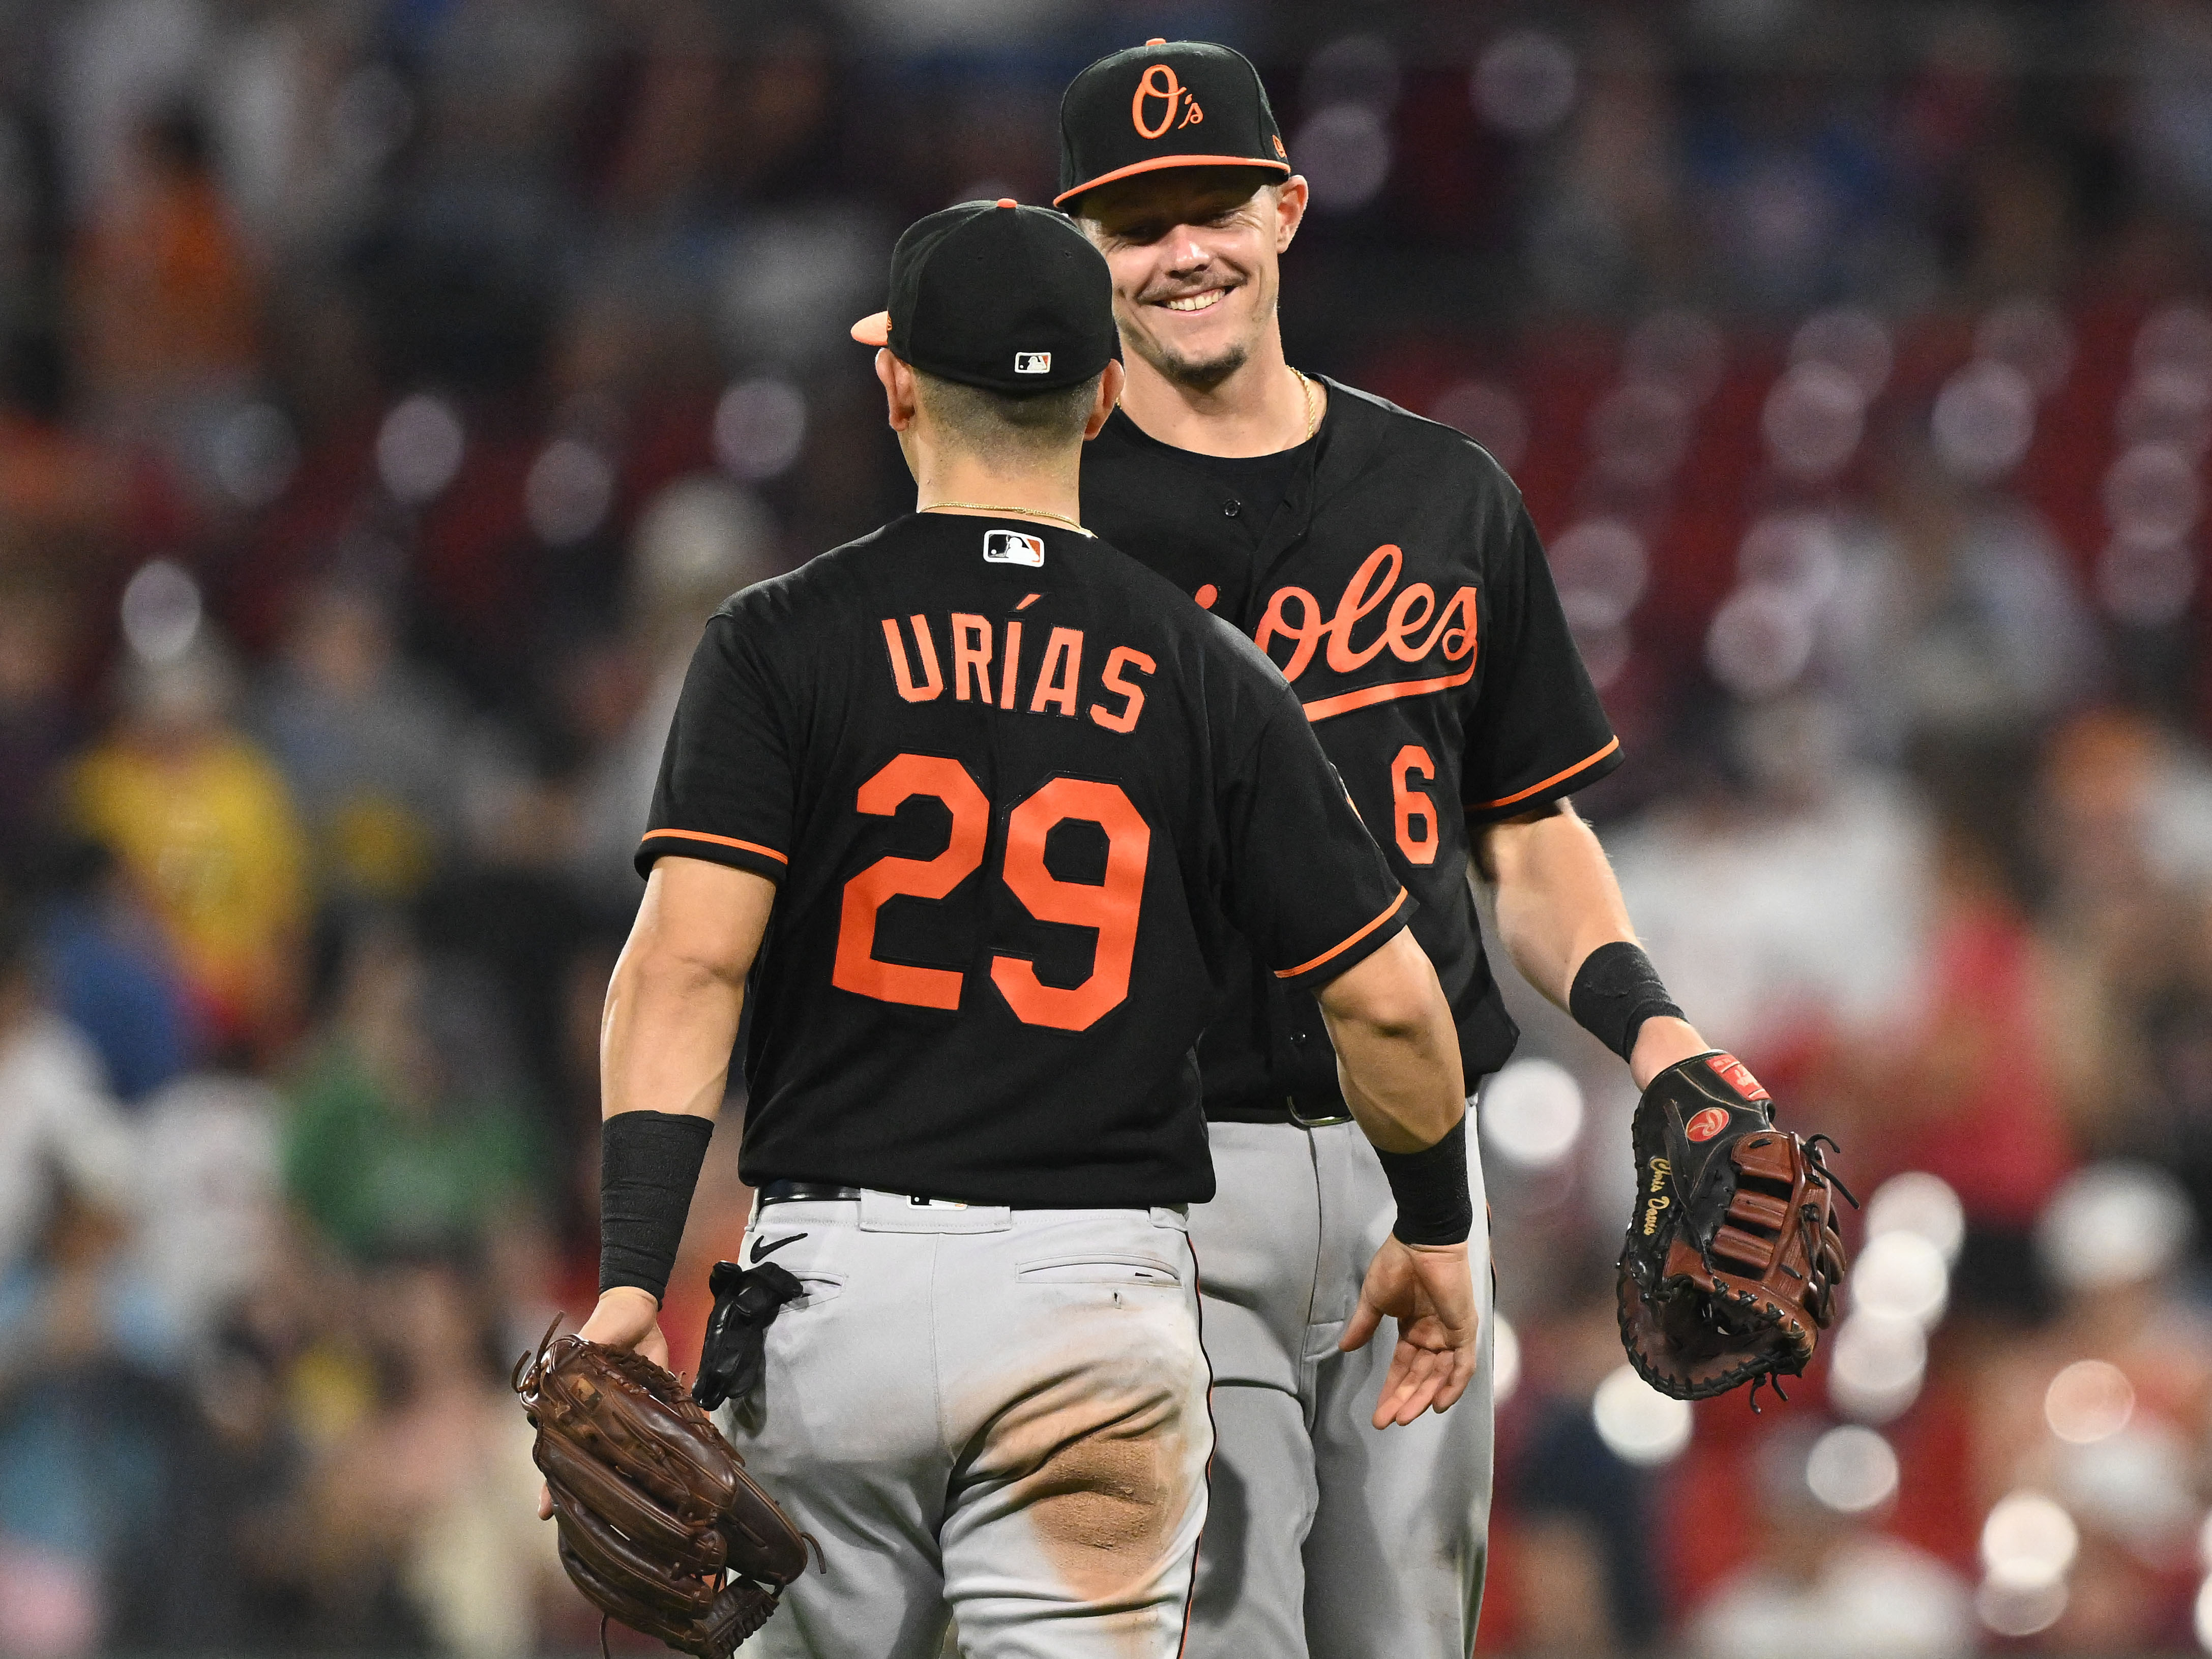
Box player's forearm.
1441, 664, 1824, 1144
600, 944, 746, 1122
1474, 801, 1636, 1011
1476, 804, 1714, 1086
1315, 931, 1467, 1153
600, 858, 776, 1121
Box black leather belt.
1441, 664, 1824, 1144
756, 1179, 864, 1206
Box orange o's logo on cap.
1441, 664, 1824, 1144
1273, 134, 1287, 161
1685, 1107, 1730, 1142
1133, 63, 1204, 139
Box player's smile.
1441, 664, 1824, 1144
1160, 286, 1231, 313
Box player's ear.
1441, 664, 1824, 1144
1082, 360, 1126, 441
1274, 176, 1309, 253
875, 349, 919, 432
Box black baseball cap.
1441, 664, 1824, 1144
849, 198, 1115, 394
1055, 39, 1289, 210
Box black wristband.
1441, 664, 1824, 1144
1569, 940, 1684, 1063
599, 1111, 714, 1301
1376, 1116, 1473, 1247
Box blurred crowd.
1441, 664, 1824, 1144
2, 0, 2212, 1654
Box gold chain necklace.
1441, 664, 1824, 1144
920, 501, 1090, 536
1291, 369, 1319, 441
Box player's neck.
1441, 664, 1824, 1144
1115, 321, 1319, 459
910, 446, 1085, 532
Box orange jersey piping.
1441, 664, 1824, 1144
1466, 737, 1621, 812
640, 828, 789, 865
1275, 889, 1409, 981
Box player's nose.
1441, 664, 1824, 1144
1160, 228, 1214, 277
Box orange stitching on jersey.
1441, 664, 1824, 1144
639, 828, 789, 864
1274, 888, 1408, 980
1299, 657, 1480, 723
1466, 737, 1620, 811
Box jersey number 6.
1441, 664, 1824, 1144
833, 754, 1151, 1032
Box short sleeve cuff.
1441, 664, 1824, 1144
1462, 736, 1623, 824
1272, 888, 1415, 991
636, 828, 789, 883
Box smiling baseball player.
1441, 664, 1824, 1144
562, 199, 1482, 1659
1058, 40, 1726, 1659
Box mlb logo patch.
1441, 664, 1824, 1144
983, 529, 1045, 567
1014, 352, 1052, 374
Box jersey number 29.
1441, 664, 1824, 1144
833, 754, 1149, 1032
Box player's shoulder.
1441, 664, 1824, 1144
1321, 377, 1526, 510
706, 519, 907, 631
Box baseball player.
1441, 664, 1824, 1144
561, 201, 1482, 1659
1057, 41, 1720, 1658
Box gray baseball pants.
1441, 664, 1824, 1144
726, 1190, 1212, 1659
1186, 1116, 1494, 1659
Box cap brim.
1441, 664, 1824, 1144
1053, 155, 1290, 209
850, 311, 891, 346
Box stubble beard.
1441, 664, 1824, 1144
1123, 275, 1273, 397
1129, 328, 1251, 396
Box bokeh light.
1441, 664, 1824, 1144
2038, 1162, 2194, 1293
120, 560, 204, 665
524, 438, 616, 546
1828, 1313, 1928, 1424
1864, 1171, 1966, 1265
1805, 1425, 1900, 1514
1295, 105, 1394, 213
1472, 29, 1578, 136
1492, 1314, 1521, 1407
1549, 519, 1649, 631
714, 378, 809, 484
376, 393, 465, 504
1849, 1231, 1949, 1327
1478, 1058, 1585, 1170
1761, 360, 1865, 482
1592, 1366, 1692, 1466
1705, 582, 1816, 700
2045, 1360, 2135, 1445
1790, 306, 1893, 402
1980, 1579, 2068, 1639
1981, 1491, 2079, 1592
1931, 360, 2036, 483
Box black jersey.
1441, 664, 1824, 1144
1081, 381, 1621, 1115
638, 512, 1410, 1208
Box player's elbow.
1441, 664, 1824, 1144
1314, 931, 1449, 1043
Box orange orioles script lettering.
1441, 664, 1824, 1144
1253, 545, 1478, 722
1132, 64, 1204, 139
879, 615, 1155, 733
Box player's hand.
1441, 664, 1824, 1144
1339, 1236, 1478, 1428
537, 1288, 670, 1520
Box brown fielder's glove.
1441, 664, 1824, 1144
1617, 1052, 1853, 1402
514, 1324, 818, 1658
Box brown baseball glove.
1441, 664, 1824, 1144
514, 1323, 818, 1658
1617, 1052, 1853, 1403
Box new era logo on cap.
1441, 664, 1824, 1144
1015, 352, 1052, 374
983, 529, 1045, 567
